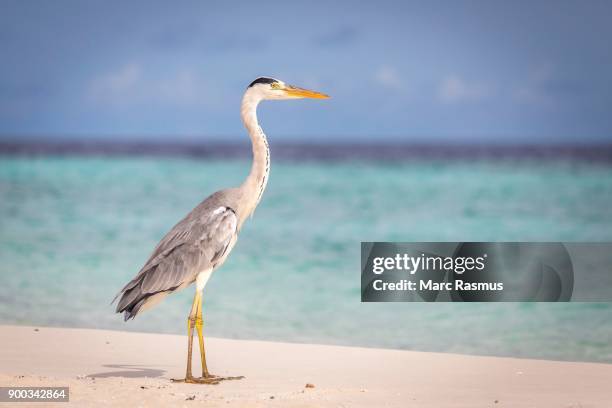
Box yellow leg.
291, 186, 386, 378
195, 292, 210, 377
172, 291, 200, 382
172, 290, 244, 384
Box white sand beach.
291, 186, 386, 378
0, 325, 610, 407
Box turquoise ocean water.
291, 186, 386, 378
1, 151, 611, 363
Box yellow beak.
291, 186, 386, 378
283, 85, 330, 99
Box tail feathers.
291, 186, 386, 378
114, 278, 176, 321
114, 278, 148, 321
122, 296, 147, 321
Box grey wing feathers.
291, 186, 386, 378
115, 200, 237, 320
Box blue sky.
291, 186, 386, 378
1, 0, 611, 143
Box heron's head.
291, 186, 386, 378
246, 77, 329, 101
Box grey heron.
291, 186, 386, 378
114, 77, 329, 384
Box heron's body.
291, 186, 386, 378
114, 77, 328, 384
115, 191, 240, 318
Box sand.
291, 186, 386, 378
0, 325, 610, 407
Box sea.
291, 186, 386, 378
1, 142, 611, 363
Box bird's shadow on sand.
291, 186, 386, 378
88, 364, 166, 378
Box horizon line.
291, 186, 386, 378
2, 140, 611, 163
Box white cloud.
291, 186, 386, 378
513, 64, 555, 107
374, 66, 403, 89
88, 63, 212, 108
157, 69, 201, 105
89, 63, 142, 103
437, 75, 488, 104
514, 86, 549, 106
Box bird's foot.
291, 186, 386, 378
171, 374, 245, 385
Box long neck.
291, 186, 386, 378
239, 92, 270, 221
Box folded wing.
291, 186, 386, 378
115, 204, 237, 320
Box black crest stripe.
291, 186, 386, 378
248, 77, 278, 88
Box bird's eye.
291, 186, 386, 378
271, 82, 281, 89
